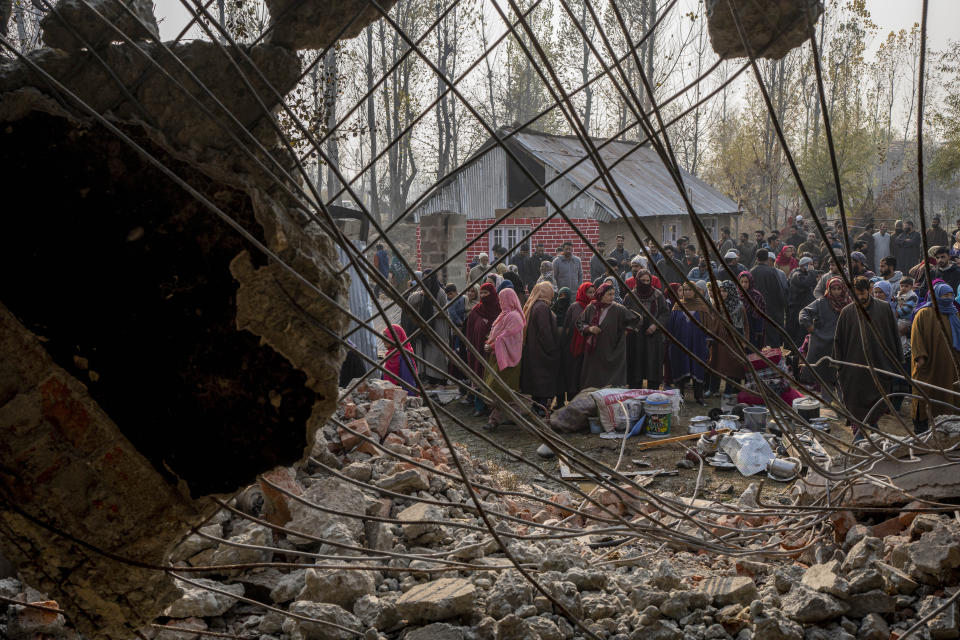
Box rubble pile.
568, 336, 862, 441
5, 380, 960, 640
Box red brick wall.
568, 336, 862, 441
463, 217, 600, 277
416, 217, 602, 278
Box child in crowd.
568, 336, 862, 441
896, 277, 917, 321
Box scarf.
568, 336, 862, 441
775, 245, 798, 270
474, 282, 501, 321
418, 269, 442, 319
924, 282, 960, 352
382, 324, 417, 395
873, 280, 897, 313
633, 269, 654, 298
720, 279, 745, 330
487, 288, 525, 370
737, 270, 766, 318
497, 279, 514, 292
570, 282, 594, 357
826, 276, 851, 313
584, 283, 615, 354
523, 281, 555, 338
552, 286, 573, 320
672, 288, 711, 313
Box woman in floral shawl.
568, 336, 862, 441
382, 324, 418, 395
738, 270, 766, 349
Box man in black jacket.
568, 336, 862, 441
894, 220, 922, 273
750, 249, 788, 348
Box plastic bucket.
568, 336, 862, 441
792, 397, 820, 420
742, 406, 768, 432
644, 398, 673, 438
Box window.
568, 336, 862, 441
662, 223, 678, 246
490, 225, 530, 259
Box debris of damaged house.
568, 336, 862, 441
5, 379, 960, 640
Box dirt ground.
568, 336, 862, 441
435, 390, 917, 505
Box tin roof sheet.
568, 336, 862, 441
511, 130, 739, 219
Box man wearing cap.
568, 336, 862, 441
469, 252, 491, 283
787, 256, 818, 345
850, 251, 875, 279
589, 240, 608, 282
751, 249, 788, 347
608, 234, 630, 269
719, 251, 747, 282
872, 222, 892, 273
894, 220, 922, 272
927, 215, 950, 249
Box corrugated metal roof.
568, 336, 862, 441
511, 131, 739, 219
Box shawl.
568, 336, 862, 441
382, 324, 418, 395
552, 287, 573, 319
738, 270, 766, 319
873, 280, 897, 313
719, 279, 745, 330
474, 282, 501, 320
775, 245, 799, 270
920, 282, 960, 351
464, 284, 481, 312
487, 288, 525, 370
672, 288, 711, 313
419, 269, 442, 319
523, 281, 555, 338
570, 282, 594, 357
826, 276, 851, 313
625, 277, 636, 290
466, 284, 500, 375
497, 279, 514, 292
634, 269, 655, 298
585, 283, 615, 354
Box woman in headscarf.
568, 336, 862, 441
405, 268, 449, 386
667, 281, 712, 404
484, 288, 525, 429
798, 276, 850, 393
552, 287, 572, 320
560, 282, 595, 402
624, 269, 669, 390
738, 271, 766, 349
705, 280, 750, 398
872, 279, 897, 313
775, 245, 799, 277
382, 324, 418, 395
910, 282, 960, 432
497, 279, 515, 293
520, 281, 561, 413
464, 284, 480, 313
575, 282, 639, 389
466, 283, 500, 416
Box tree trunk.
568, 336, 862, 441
366, 25, 380, 221
323, 48, 340, 205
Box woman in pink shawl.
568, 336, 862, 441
382, 324, 418, 396
483, 288, 525, 429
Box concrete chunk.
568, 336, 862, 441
396, 578, 476, 623
698, 576, 758, 607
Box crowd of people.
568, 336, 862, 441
374, 214, 960, 436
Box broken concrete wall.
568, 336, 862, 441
0, 0, 386, 634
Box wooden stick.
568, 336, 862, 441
634, 428, 732, 449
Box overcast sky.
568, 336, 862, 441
154, 0, 958, 52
